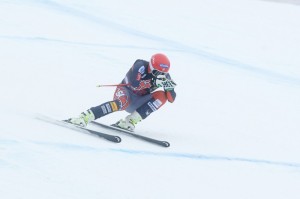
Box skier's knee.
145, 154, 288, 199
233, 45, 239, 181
151, 91, 167, 108
136, 91, 167, 119
113, 86, 130, 111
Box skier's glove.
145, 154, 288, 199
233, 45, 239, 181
154, 75, 177, 91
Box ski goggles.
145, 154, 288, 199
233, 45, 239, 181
151, 69, 166, 76
149, 62, 167, 76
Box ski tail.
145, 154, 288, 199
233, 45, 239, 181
36, 115, 121, 143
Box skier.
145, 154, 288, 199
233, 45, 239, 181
66, 53, 177, 131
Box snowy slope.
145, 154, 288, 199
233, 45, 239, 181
1, 0, 300, 198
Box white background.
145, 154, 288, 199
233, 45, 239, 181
1, 0, 300, 198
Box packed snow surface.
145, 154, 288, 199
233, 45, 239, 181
1, 0, 300, 198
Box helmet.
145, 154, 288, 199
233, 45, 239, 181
149, 53, 170, 76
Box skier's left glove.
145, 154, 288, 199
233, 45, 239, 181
154, 75, 177, 91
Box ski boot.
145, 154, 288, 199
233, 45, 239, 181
66, 110, 95, 127
115, 111, 142, 131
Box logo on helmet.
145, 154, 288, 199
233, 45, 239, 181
160, 64, 169, 68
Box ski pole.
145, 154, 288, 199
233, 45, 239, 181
96, 83, 130, 87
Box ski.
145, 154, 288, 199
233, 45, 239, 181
90, 121, 170, 147
36, 115, 121, 143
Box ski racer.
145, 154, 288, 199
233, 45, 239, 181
67, 53, 177, 131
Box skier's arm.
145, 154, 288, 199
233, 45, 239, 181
166, 90, 176, 103
129, 60, 146, 88
154, 74, 177, 103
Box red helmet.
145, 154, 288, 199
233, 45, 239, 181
149, 53, 170, 76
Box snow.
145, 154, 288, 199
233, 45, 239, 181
1, 0, 300, 198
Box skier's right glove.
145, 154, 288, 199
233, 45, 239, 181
154, 75, 177, 91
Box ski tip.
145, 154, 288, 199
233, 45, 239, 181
162, 141, 170, 147
115, 136, 122, 143
102, 135, 121, 143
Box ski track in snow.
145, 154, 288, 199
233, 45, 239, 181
0, 35, 169, 51
1, 138, 300, 169
2, 34, 300, 86
2, 0, 300, 86
1, 0, 300, 174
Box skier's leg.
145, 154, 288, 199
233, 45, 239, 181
136, 90, 168, 118
66, 100, 120, 127
116, 90, 168, 131
67, 86, 131, 127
